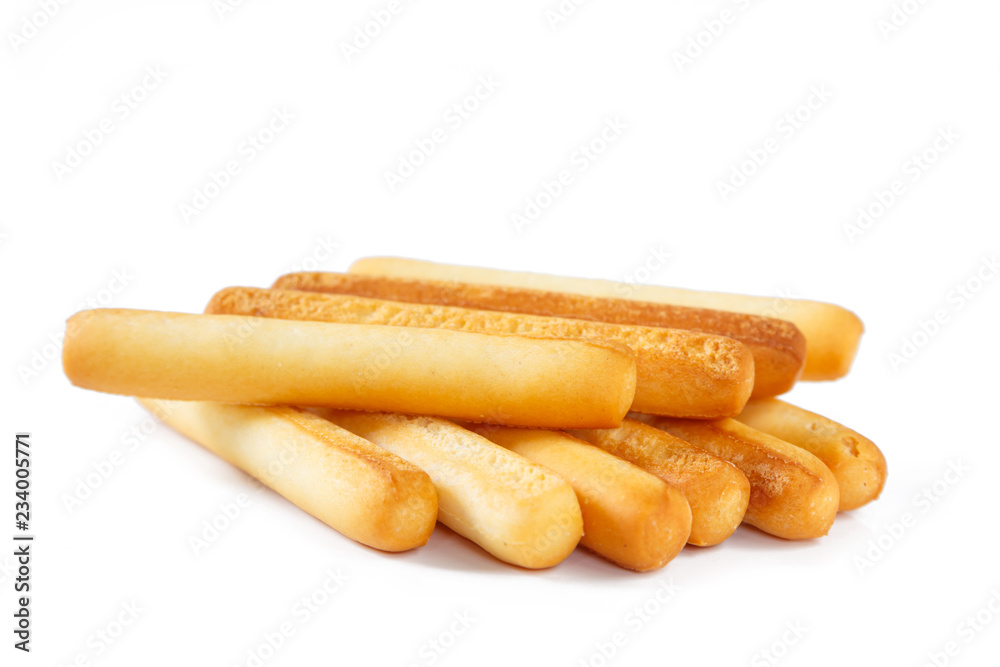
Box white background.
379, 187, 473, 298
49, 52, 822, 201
2, 1, 999, 665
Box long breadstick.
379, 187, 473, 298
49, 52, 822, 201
206, 287, 754, 419
348, 256, 863, 382
64, 309, 636, 428
314, 411, 583, 569
276, 271, 804, 398
466, 425, 691, 571
569, 418, 750, 547
735, 398, 886, 511
642, 417, 839, 540
138, 399, 438, 552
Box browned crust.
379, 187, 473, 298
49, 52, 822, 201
570, 418, 750, 547
735, 398, 887, 511
646, 417, 840, 540
274, 272, 805, 397
138, 399, 438, 552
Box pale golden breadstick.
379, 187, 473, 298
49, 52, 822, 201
644, 417, 839, 540
349, 257, 862, 381
466, 425, 691, 571
569, 418, 750, 547
276, 271, 805, 398
206, 287, 753, 419
64, 309, 635, 428
314, 411, 583, 569
138, 399, 437, 552
735, 398, 886, 511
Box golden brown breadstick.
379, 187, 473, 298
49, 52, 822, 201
64, 309, 635, 428
206, 287, 754, 419
276, 271, 805, 398
735, 398, 886, 511
314, 411, 583, 569
138, 399, 437, 552
466, 425, 691, 571
569, 418, 750, 547
348, 256, 863, 382
643, 417, 839, 540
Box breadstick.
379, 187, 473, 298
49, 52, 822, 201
466, 425, 691, 571
348, 257, 862, 382
276, 271, 804, 398
735, 398, 886, 511
569, 418, 750, 547
138, 399, 437, 552
63, 309, 635, 428
643, 417, 839, 540
314, 411, 583, 569
206, 287, 754, 419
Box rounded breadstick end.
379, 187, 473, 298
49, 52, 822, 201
629, 334, 755, 418
573, 418, 750, 547
138, 399, 438, 552
498, 479, 585, 570
650, 418, 840, 540
316, 411, 584, 569
746, 323, 806, 398
620, 484, 692, 571
736, 398, 886, 511
796, 303, 864, 381
469, 426, 692, 571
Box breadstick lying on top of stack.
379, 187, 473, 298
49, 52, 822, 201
63, 308, 636, 428
347, 256, 863, 381
205, 286, 756, 419
273, 271, 806, 398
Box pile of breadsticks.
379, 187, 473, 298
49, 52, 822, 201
62, 257, 886, 571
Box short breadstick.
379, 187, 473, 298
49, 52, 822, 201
138, 399, 437, 552
569, 418, 750, 547
735, 398, 886, 511
276, 271, 804, 398
466, 425, 691, 571
348, 256, 862, 382
206, 287, 754, 419
64, 309, 635, 428
314, 411, 583, 569
643, 417, 839, 540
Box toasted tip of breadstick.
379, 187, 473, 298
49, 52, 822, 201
646, 417, 840, 540
467, 425, 691, 571
138, 399, 438, 552
315, 410, 584, 569
735, 398, 886, 511
573, 417, 750, 547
